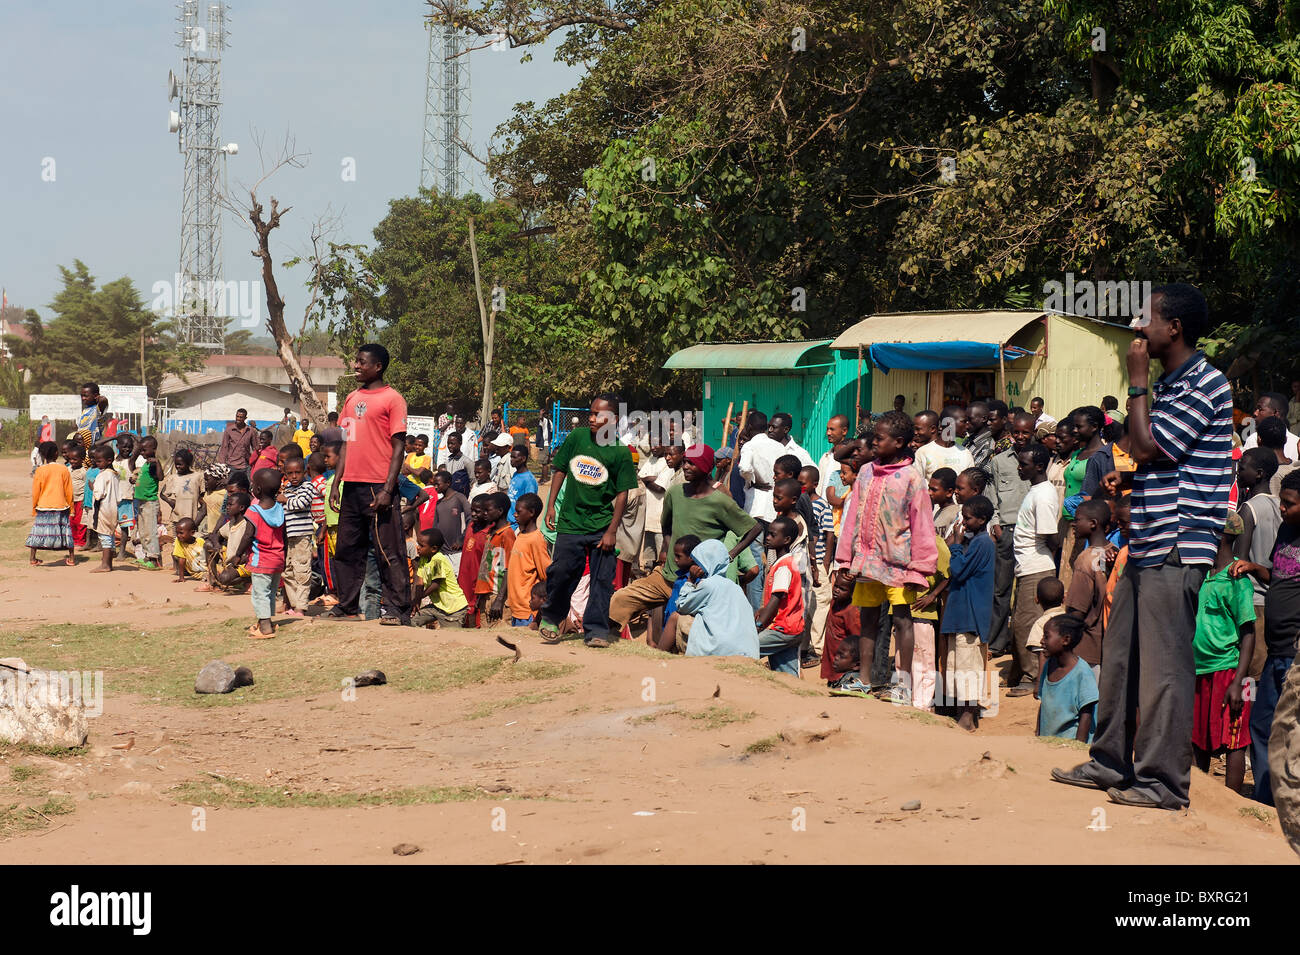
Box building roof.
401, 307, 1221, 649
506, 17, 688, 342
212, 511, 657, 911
205, 354, 344, 369
158, 372, 271, 397
663, 339, 834, 370
830, 310, 1047, 351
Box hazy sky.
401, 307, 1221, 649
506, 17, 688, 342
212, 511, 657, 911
1, 0, 582, 320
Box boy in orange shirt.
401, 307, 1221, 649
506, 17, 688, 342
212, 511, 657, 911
506, 493, 549, 626
478, 492, 517, 624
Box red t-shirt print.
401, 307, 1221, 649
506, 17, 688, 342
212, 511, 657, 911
762, 553, 805, 635
340, 384, 408, 484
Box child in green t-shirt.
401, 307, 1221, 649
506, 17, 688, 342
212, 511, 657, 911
1198, 512, 1256, 794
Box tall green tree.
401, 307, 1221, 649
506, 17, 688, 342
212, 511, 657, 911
3, 261, 203, 394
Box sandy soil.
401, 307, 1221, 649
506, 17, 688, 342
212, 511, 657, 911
0, 454, 1292, 864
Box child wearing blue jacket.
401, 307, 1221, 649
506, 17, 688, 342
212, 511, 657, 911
940, 495, 996, 731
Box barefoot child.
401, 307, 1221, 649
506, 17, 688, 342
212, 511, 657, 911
458, 496, 490, 627
822, 572, 863, 686
938, 496, 996, 730
131, 435, 164, 570
279, 456, 319, 616
410, 528, 469, 628
64, 444, 89, 551
476, 492, 516, 625
230, 468, 286, 638
201, 491, 252, 593
1025, 576, 1066, 696
649, 535, 701, 651
1063, 498, 1112, 675
27, 441, 75, 566
832, 411, 938, 699
112, 433, 137, 559
160, 449, 205, 547
171, 517, 206, 581
1036, 615, 1098, 742
90, 446, 119, 572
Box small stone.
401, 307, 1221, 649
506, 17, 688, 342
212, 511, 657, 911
195, 661, 238, 694
901, 799, 922, 811
393, 843, 421, 856
353, 670, 387, 687
232, 666, 255, 689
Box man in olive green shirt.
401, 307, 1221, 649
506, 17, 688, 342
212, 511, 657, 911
608, 444, 761, 641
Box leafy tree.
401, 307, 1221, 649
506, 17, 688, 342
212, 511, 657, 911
3, 261, 203, 394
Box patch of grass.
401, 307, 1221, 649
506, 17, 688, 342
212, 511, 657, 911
166, 605, 205, 615
0, 742, 88, 760
743, 735, 781, 756
466, 685, 573, 720
1032, 735, 1090, 750
8, 764, 45, 783
688, 705, 756, 729
628, 706, 678, 725
1239, 805, 1274, 823
9, 619, 577, 708
713, 660, 822, 697
172, 777, 487, 809
608, 639, 663, 659
897, 708, 947, 727
0, 795, 75, 838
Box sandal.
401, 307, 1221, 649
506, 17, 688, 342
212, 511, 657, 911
247, 625, 275, 640
379, 616, 405, 626
63, 557, 76, 566
538, 623, 563, 645
29, 559, 41, 566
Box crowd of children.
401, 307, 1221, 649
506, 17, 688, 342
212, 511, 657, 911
26, 304, 1300, 816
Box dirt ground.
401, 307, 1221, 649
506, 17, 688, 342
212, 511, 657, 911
0, 454, 1292, 864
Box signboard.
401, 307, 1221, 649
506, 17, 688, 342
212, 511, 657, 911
99, 384, 148, 416
406, 415, 437, 439
29, 394, 82, 420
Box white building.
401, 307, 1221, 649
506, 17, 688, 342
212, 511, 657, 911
158, 354, 346, 432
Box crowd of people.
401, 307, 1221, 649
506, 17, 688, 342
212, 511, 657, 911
20, 283, 1300, 823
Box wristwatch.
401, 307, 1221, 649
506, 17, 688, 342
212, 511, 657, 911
1127, 386, 1148, 398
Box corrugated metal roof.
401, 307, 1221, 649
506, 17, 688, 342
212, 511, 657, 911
830, 310, 1046, 350
206, 354, 344, 369
664, 339, 834, 370
158, 372, 263, 396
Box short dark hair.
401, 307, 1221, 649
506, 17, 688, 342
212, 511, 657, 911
174, 448, 194, 466
254, 468, 281, 495
227, 471, 251, 491
774, 454, 802, 478
914, 410, 939, 429
1047, 614, 1086, 652
1151, 282, 1209, 347
1101, 395, 1118, 411
1258, 415, 1287, 449
38, 440, 58, 461
675, 533, 702, 555
1036, 576, 1065, 608
877, 409, 914, 445
774, 477, 802, 499
280, 443, 304, 458
768, 516, 798, 542
486, 491, 510, 513
1070, 405, 1106, 431
799, 464, 820, 485
324, 440, 343, 455
1019, 443, 1051, 469
418, 527, 445, 549
959, 467, 988, 493
516, 492, 542, 515
987, 399, 1009, 416
81, 382, 100, 395
1260, 391, 1290, 416
930, 467, 957, 491
306, 452, 327, 474
236, 408, 247, 416
963, 495, 994, 522
593, 393, 619, 411
1242, 447, 1279, 480
1281, 470, 1300, 496
1031, 396, 1045, 406
358, 342, 390, 373
226, 490, 252, 512
327, 411, 338, 423
747, 410, 768, 430
770, 412, 793, 430
1076, 498, 1112, 526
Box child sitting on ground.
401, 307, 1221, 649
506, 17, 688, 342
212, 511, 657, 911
1193, 512, 1256, 794
1036, 614, 1098, 743
1025, 576, 1066, 696
755, 516, 806, 675
505, 493, 548, 627
1063, 498, 1112, 675
659, 537, 759, 658
171, 517, 206, 581
821, 571, 862, 685
649, 535, 702, 651
938, 495, 996, 731
201, 490, 253, 593
411, 528, 470, 628
230, 469, 286, 639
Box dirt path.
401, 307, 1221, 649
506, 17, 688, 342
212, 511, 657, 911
0, 454, 1291, 864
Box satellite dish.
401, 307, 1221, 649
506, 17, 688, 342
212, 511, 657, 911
168, 70, 179, 100
168, 110, 180, 133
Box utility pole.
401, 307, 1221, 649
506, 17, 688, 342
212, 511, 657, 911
468, 216, 496, 430
140, 327, 147, 390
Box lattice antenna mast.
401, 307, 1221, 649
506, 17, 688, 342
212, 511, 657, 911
169, 1, 236, 351
421, 13, 472, 196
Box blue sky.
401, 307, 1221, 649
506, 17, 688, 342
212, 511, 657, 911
0, 0, 582, 318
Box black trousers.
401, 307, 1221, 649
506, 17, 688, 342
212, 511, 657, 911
334, 481, 411, 620
541, 531, 618, 639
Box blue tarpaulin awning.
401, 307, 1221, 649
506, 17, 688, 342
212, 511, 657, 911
867, 341, 1032, 373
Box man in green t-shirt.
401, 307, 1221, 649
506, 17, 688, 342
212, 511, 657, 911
609, 443, 761, 641
539, 396, 637, 648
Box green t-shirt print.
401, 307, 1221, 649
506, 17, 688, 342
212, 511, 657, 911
551, 428, 637, 536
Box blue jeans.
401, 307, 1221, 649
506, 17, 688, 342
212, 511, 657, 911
745, 524, 767, 610
251, 571, 282, 620
1252, 654, 1294, 806
512, 617, 534, 627
759, 627, 802, 676
361, 548, 382, 620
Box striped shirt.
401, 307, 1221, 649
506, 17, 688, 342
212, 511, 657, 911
810, 495, 833, 566
282, 479, 320, 540
310, 474, 326, 527
1129, 351, 1233, 568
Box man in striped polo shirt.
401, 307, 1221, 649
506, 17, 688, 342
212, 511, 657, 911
1052, 283, 1233, 810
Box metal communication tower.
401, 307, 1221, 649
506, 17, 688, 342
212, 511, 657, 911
421, 17, 472, 196
169, 1, 233, 350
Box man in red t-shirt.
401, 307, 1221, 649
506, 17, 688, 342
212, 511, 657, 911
327, 343, 412, 623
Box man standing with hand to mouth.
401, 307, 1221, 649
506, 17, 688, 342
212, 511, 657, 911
1051, 284, 1233, 810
